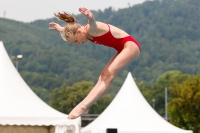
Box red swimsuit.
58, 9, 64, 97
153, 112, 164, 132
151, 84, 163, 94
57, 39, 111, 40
87, 24, 141, 52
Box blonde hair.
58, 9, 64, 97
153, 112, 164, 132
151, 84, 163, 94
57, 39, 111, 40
54, 12, 81, 41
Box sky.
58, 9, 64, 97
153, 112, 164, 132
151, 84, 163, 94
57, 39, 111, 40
0, 0, 146, 23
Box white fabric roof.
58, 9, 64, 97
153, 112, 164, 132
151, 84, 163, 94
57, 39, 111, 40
0, 41, 80, 132
81, 72, 193, 133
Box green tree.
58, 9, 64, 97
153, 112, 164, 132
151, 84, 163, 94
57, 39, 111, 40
168, 74, 200, 133
32, 87, 51, 103
136, 80, 153, 106
50, 81, 112, 114
152, 70, 189, 115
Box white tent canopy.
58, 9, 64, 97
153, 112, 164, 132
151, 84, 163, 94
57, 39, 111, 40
81, 72, 193, 133
0, 41, 80, 133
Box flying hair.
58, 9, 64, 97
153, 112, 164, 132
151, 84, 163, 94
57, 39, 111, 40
54, 12, 77, 23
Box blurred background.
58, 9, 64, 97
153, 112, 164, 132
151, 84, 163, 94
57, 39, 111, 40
1, 0, 200, 132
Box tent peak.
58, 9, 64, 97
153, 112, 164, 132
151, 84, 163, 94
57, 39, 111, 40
127, 72, 132, 76
126, 72, 133, 80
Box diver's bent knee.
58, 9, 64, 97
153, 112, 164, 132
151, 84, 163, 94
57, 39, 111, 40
100, 72, 114, 82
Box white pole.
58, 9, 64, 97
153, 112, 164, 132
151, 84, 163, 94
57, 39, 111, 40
16, 60, 18, 71
165, 87, 168, 120
16, 55, 23, 71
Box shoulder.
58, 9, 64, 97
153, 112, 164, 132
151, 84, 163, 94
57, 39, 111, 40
88, 21, 109, 36
96, 22, 109, 31
88, 21, 108, 30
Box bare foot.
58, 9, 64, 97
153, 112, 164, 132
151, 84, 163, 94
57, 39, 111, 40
67, 104, 88, 119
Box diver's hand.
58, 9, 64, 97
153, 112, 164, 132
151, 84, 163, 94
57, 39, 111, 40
49, 22, 64, 31
79, 7, 94, 20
